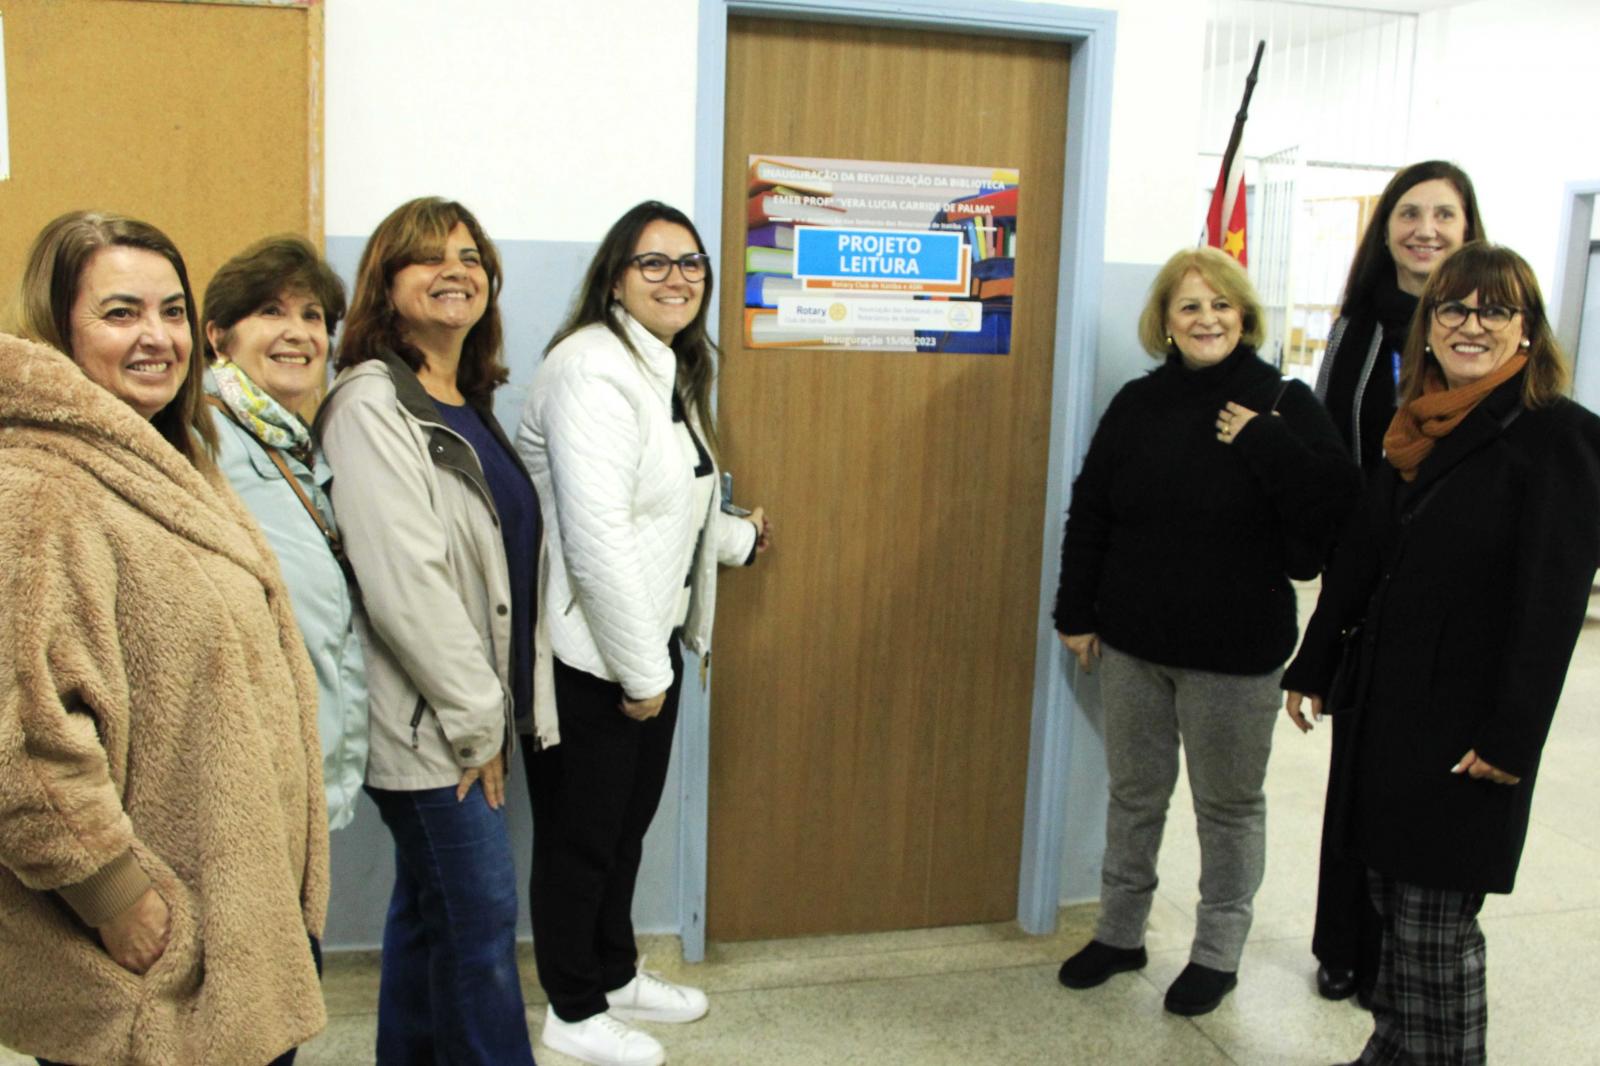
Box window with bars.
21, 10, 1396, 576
1200, 0, 1418, 382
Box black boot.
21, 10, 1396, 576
1164, 962, 1237, 1016
1057, 940, 1148, 989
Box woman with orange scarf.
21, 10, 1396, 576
1283, 243, 1600, 1065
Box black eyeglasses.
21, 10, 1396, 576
1433, 301, 1520, 331
629, 253, 710, 283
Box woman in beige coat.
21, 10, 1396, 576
0, 211, 328, 1066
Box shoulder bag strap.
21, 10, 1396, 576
1268, 378, 1292, 415
207, 395, 350, 570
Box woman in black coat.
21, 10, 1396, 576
1054, 247, 1359, 1017
1307, 160, 1485, 1005
1284, 243, 1600, 1065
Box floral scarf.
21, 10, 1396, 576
211, 359, 315, 468
1382, 354, 1527, 482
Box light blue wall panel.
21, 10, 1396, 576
1093, 261, 1161, 421
1056, 260, 1159, 903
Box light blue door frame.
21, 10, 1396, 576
677, 0, 1116, 962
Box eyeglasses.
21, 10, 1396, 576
1433, 301, 1520, 331
629, 253, 710, 283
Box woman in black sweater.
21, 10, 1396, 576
1284, 243, 1600, 1064
1309, 160, 1485, 1005
1054, 247, 1359, 1016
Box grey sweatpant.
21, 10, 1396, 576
1094, 643, 1281, 971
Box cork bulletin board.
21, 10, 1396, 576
0, 0, 323, 303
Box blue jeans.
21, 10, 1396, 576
366, 782, 535, 1066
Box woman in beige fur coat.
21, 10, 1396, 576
0, 212, 329, 1066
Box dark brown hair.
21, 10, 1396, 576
14, 210, 217, 468
547, 200, 722, 458
1398, 242, 1568, 408
202, 234, 347, 362
336, 197, 507, 405
1341, 160, 1485, 319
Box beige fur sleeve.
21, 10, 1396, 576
0, 460, 144, 907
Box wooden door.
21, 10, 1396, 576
709, 17, 1069, 939
0, 0, 321, 299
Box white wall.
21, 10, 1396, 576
1084, 0, 1210, 263
1410, 0, 1600, 296
326, 0, 1206, 262
326, 0, 1600, 295
325, 0, 701, 243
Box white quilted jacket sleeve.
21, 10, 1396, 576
543, 363, 676, 699
710, 509, 758, 566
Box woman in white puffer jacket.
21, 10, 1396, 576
515, 200, 770, 1066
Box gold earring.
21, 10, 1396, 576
1166, 335, 1175, 347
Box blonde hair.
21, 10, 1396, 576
1137, 247, 1265, 357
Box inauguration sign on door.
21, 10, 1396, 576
743, 155, 1020, 355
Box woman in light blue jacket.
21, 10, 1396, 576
202, 235, 369, 830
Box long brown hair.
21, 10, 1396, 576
548, 200, 722, 459
1341, 160, 1485, 319
337, 197, 507, 406
1398, 242, 1568, 408
13, 210, 217, 468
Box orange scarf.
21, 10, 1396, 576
1383, 354, 1527, 482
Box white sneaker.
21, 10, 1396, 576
541, 1006, 665, 1066
606, 962, 710, 1023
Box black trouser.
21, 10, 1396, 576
1312, 711, 1381, 990
523, 643, 682, 1023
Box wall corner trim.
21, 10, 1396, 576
1553, 180, 1600, 359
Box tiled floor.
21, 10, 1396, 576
8, 585, 1600, 1064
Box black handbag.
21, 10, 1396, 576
1325, 623, 1363, 716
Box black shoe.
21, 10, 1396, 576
1164, 962, 1238, 1016
1057, 939, 1148, 989
1317, 963, 1358, 1001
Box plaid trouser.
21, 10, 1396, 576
1356, 869, 1488, 1065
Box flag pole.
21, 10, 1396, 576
1219, 41, 1266, 195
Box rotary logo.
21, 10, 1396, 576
947, 303, 978, 327
828, 303, 849, 321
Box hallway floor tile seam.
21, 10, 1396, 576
1122, 970, 1248, 1066
697, 925, 1084, 961
650, 956, 1072, 996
